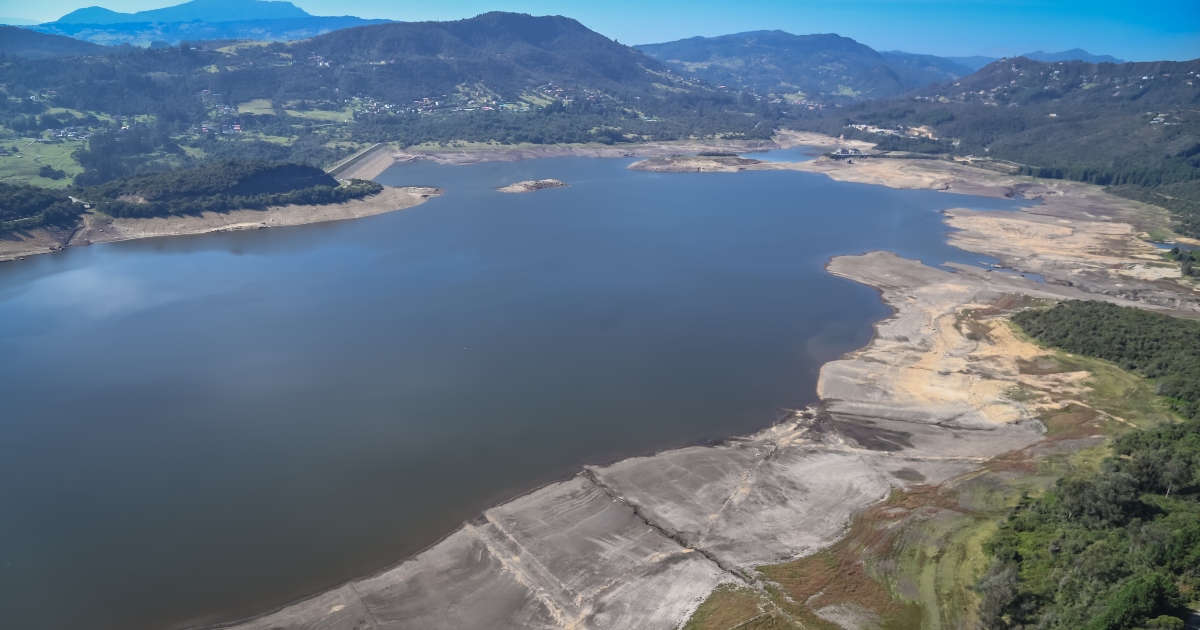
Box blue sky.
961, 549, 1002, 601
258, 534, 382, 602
6, 0, 1199, 60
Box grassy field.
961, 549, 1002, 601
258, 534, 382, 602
285, 108, 353, 122
683, 584, 766, 630
0, 138, 85, 188
216, 41, 270, 55
237, 99, 275, 115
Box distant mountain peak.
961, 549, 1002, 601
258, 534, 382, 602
0, 24, 109, 58
54, 0, 312, 25
637, 31, 971, 102
1022, 48, 1125, 64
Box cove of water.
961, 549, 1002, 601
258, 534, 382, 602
0, 155, 1024, 630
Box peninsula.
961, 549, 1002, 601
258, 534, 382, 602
0, 160, 443, 262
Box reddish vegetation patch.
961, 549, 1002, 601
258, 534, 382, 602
758, 490, 932, 628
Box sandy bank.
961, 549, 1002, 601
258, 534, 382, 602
804, 158, 1200, 307
630, 146, 1199, 307
497, 179, 569, 194
0, 186, 441, 263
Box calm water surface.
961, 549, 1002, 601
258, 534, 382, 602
0, 155, 1024, 630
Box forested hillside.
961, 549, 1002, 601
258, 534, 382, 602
81, 159, 380, 217
976, 302, 1200, 630
977, 418, 1200, 630
286, 13, 693, 102
0, 12, 782, 186
1013, 301, 1200, 420
0, 182, 83, 232
637, 30, 972, 101
2, 13, 707, 119
0, 25, 110, 59
790, 57, 1200, 237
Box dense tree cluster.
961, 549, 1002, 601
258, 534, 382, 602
976, 301, 1200, 629
976, 418, 1200, 630
73, 124, 181, 186
0, 182, 83, 233
1166, 247, 1200, 278
81, 160, 381, 218
1013, 301, 1200, 420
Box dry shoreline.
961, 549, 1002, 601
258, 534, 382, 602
332, 136, 842, 180
198, 139, 1199, 630
0, 186, 441, 263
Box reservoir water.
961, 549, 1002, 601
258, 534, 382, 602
0, 155, 1025, 630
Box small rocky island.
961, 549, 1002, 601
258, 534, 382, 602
497, 179, 569, 193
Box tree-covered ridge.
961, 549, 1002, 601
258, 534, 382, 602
1012, 301, 1200, 420
636, 30, 972, 101
0, 25, 110, 60
0, 182, 83, 232
0, 13, 710, 124
976, 418, 1200, 630
788, 58, 1200, 238
0, 13, 776, 186
87, 160, 339, 201
80, 160, 381, 218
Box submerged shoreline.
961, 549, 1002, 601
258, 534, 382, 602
191, 139, 1200, 630
0, 186, 442, 263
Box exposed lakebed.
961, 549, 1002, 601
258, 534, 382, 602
0, 154, 1025, 630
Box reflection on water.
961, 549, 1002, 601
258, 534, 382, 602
0, 155, 1025, 630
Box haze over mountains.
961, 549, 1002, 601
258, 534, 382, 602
53, 0, 311, 24
28, 0, 388, 46
948, 48, 1126, 70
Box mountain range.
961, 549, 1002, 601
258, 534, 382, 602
636, 31, 976, 102
54, 0, 310, 24
28, 0, 388, 46
284, 12, 680, 101
32, 16, 390, 47
947, 48, 1125, 70
1, 2, 1132, 107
